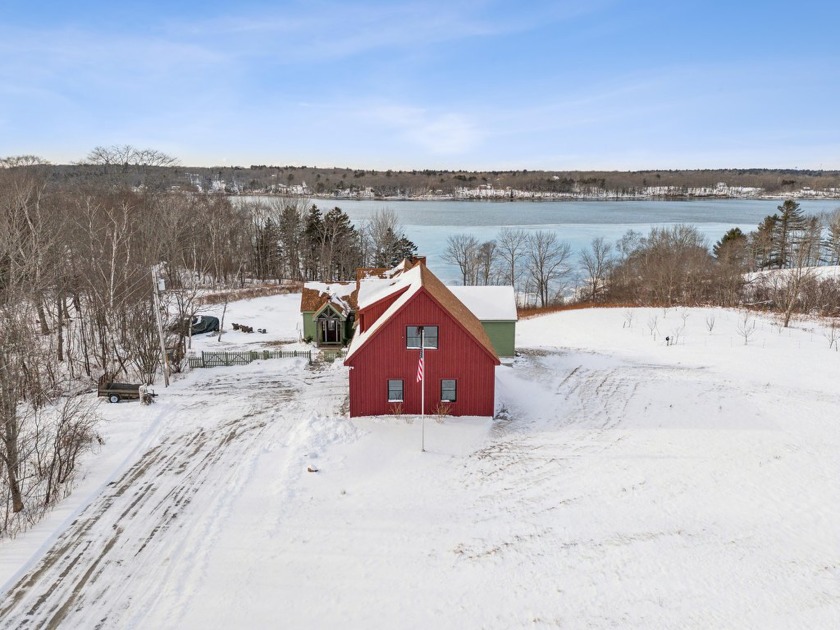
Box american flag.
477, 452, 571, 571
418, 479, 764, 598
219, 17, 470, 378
416, 350, 424, 383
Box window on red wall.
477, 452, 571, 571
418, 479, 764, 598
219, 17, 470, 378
406, 326, 438, 349
441, 379, 457, 402
388, 379, 404, 402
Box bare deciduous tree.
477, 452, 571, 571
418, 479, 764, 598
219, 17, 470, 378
579, 237, 613, 301
0, 155, 50, 168
737, 311, 757, 345
780, 254, 820, 329
607, 226, 713, 306
37, 397, 101, 509
443, 234, 480, 285
367, 208, 400, 263
824, 321, 839, 350
495, 228, 528, 290
365, 208, 417, 268
246, 200, 283, 281
475, 241, 497, 285
647, 315, 659, 337
82, 145, 178, 170
0, 309, 30, 513
524, 231, 572, 307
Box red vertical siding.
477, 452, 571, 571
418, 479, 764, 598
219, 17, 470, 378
346, 289, 497, 417
359, 288, 408, 332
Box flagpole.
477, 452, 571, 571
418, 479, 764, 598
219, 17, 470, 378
420, 327, 425, 452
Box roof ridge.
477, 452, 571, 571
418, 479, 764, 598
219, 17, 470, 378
345, 264, 499, 364
416, 265, 499, 361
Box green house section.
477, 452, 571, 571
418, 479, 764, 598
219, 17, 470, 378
302, 304, 355, 346
480, 321, 516, 358
301, 311, 317, 342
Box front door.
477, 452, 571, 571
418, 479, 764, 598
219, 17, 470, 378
319, 317, 340, 345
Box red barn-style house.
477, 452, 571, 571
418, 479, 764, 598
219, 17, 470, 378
344, 260, 500, 417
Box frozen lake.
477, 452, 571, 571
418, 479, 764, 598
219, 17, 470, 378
244, 197, 840, 285
327, 198, 840, 284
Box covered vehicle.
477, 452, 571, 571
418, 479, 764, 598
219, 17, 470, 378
172, 315, 221, 335
190, 315, 220, 334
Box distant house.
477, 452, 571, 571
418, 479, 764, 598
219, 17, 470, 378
344, 261, 501, 417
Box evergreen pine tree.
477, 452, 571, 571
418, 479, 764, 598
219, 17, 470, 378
302, 205, 323, 280
773, 199, 807, 268
713, 227, 747, 265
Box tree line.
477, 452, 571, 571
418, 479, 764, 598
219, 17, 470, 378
6, 152, 840, 197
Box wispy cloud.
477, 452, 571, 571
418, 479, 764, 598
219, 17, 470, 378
0, 27, 220, 63
367, 105, 483, 154
163, 3, 494, 63
164, 0, 608, 63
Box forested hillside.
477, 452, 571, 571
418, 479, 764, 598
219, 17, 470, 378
6, 155, 840, 198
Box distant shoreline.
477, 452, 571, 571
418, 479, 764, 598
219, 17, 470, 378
29, 163, 840, 199
294, 192, 840, 203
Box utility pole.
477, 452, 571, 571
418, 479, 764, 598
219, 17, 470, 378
151, 265, 170, 387
419, 326, 425, 452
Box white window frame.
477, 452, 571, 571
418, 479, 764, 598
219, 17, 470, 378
441, 378, 457, 403
406, 325, 438, 349
387, 379, 404, 402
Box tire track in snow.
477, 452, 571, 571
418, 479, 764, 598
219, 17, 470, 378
0, 364, 343, 629
461, 351, 659, 561
1, 413, 270, 628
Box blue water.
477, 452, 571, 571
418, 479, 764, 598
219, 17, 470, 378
323, 198, 839, 285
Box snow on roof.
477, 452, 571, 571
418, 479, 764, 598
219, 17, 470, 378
300, 281, 357, 315
447, 286, 518, 321
357, 277, 404, 309
304, 281, 356, 299
346, 265, 423, 360
356, 261, 414, 308
346, 264, 499, 364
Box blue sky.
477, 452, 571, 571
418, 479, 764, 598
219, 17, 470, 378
2, 0, 838, 169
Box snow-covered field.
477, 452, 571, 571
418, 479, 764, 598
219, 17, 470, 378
1, 296, 839, 628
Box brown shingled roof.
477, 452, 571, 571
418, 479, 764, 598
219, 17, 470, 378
417, 265, 499, 362
345, 263, 500, 364
300, 283, 358, 313
301, 259, 419, 315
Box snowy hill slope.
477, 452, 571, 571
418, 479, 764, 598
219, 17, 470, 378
1, 299, 839, 628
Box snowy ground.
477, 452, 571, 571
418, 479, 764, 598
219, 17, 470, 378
1, 298, 839, 628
